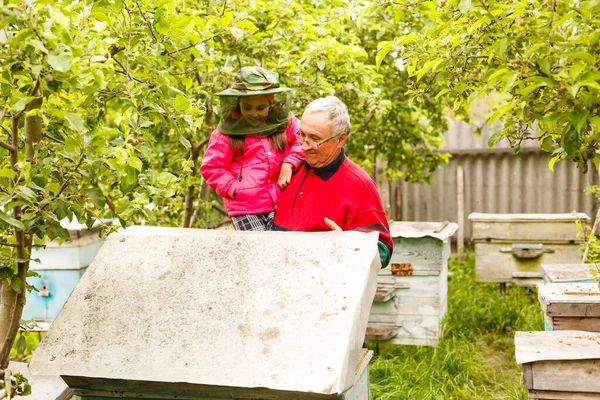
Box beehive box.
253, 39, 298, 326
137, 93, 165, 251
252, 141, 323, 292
515, 330, 600, 399
538, 282, 600, 332
541, 263, 597, 283
367, 221, 458, 346
23, 220, 105, 321
29, 227, 381, 399
469, 213, 589, 285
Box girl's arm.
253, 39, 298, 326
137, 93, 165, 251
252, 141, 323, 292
200, 131, 238, 198
282, 117, 305, 171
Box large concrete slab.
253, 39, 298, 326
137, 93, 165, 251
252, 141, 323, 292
29, 227, 380, 399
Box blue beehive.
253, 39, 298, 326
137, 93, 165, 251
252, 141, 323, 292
23, 220, 105, 321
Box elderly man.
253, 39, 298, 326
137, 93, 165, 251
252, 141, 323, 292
272, 96, 393, 267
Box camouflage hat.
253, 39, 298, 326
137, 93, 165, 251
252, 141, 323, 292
215, 66, 291, 97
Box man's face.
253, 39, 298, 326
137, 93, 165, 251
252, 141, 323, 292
299, 112, 347, 169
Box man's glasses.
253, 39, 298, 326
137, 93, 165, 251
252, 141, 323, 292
294, 131, 343, 149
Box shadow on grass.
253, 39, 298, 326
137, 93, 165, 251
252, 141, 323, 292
368, 252, 544, 400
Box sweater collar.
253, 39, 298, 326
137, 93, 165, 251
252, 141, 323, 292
306, 148, 345, 181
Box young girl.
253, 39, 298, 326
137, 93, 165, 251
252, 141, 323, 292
200, 67, 304, 231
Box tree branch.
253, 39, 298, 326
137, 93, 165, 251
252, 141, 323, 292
0, 242, 19, 248
112, 56, 146, 84
135, 1, 157, 41
0, 141, 15, 153
167, 32, 224, 56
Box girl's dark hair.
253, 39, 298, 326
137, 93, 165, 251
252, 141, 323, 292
229, 129, 287, 155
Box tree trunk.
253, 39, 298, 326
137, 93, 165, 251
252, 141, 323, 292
24, 94, 43, 163
0, 115, 32, 376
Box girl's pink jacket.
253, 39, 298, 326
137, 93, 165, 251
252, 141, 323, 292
200, 117, 304, 217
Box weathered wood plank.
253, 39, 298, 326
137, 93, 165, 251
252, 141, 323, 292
515, 331, 600, 365
374, 283, 401, 302
522, 362, 533, 389
365, 325, 400, 341
531, 359, 600, 393
475, 243, 583, 283
541, 264, 596, 284
470, 213, 589, 242
550, 317, 600, 331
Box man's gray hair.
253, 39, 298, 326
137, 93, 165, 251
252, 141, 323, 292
302, 96, 351, 137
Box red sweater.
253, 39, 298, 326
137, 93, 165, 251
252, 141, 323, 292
273, 150, 393, 263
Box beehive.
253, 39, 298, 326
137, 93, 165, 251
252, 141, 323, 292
538, 282, 600, 332
515, 330, 600, 399
29, 227, 380, 399
367, 221, 458, 346
469, 213, 589, 285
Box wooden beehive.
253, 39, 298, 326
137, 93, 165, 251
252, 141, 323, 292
541, 263, 597, 283
469, 213, 589, 285
515, 330, 600, 399
29, 227, 381, 399
538, 282, 600, 332
367, 221, 458, 346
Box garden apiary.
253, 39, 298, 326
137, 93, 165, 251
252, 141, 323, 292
515, 330, 600, 399
23, 220, 105, 321
366, 221, 458, 346
29, 226, 380, 399
541, 263, 597, 284
538, 282, 600, 332
469, 213, 589, 285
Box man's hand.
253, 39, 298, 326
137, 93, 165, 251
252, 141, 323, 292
324, 217, 342, 231
278, 162, 293, 189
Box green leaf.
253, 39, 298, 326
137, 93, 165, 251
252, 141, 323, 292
0, 168, 16, 179
564, 51, 595, 65
0, 211, 25, 230
65, 113, 85, 132
47, 52, 72, 72
179, 135, 191, 149
487, 132, 503, 148
541, 136, 554, 153
435, 88, 450, 100
15, 333, 26, 354
236, 20, 258, 34
82, 187, 106, 209
548, 155, 560, 172
488, 103, 516, 125
129, 156, 143, 171
487, 68, 509, 85
376, 41, 394, 70
317, 59, 325, 71
571, 108, 589, 134
563, 128, 580, 156
11, 276, 24, 294
537, 59, 551, 76
16, 186, 36, 203
569, 62, 586, 80
494, 38, 508, 62
500, 71, 518, 92
173, 95, 190, 111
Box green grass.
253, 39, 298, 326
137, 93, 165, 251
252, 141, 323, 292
368, 252, 544, 400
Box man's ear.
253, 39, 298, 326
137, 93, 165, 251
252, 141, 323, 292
336, 132, 347, 149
